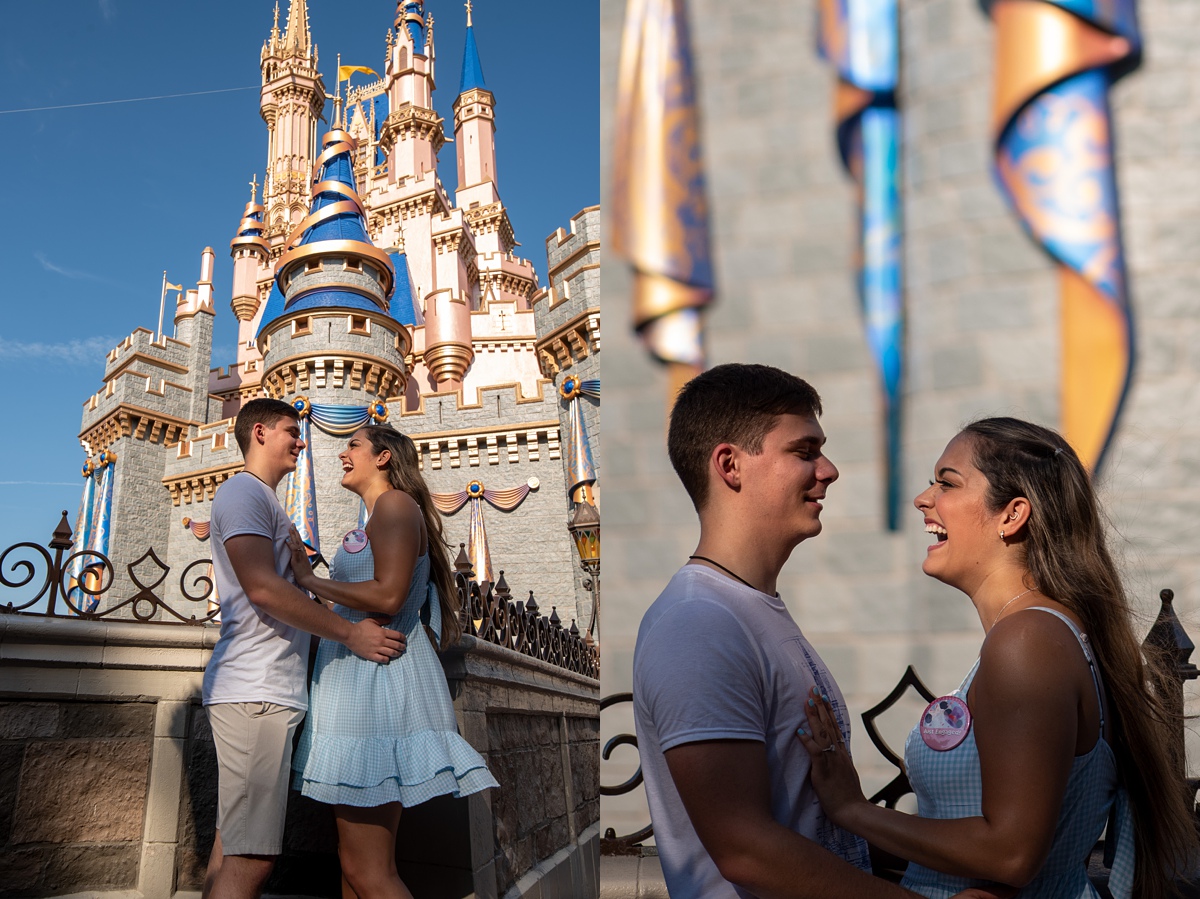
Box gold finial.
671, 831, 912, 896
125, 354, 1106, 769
249, 174, 258, 203
273, 0, 279, 30
465, 0, 473, 27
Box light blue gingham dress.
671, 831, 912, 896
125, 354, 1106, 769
292, 535, 498, 807
900, 608, 1135, 899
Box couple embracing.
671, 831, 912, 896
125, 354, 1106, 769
200, 398, 496, 899
633, 364, 1195, 899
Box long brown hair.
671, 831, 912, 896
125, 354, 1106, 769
359, 425, 461, 649
961, 417, 1197, 897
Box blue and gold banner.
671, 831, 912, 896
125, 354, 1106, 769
290, 395, 388, 436
984, 0, 1139, 472
285, 417, 321, 556
86, 453, 116, 613
818, 0, 903, 530
66, 462, 99, 607
612, 0, 713, 401
559, 376, 599, 505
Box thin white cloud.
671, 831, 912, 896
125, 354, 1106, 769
0, 334, 118, 364
34, 251, 124, 286
99, 0, 115, 21
0, 481, 81, 487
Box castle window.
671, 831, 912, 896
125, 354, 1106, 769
292, 317, 312, 337
305, 260, 322, 274
344, 258, 362, 272
349, 315, 371, 335
212, 433, 227, 450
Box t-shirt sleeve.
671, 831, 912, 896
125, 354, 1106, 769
636, 599, 766, 752
213, 479, 278, 544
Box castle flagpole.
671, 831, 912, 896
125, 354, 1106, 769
156, 270, 167, 341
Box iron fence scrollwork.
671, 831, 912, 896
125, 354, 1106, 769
0, 511, 218, 623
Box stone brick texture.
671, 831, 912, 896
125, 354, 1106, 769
0, 700, 153, 897
487, 712, 570, 896
599, 0, 1200, 841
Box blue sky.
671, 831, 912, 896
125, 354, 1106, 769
0, 0, 598, 558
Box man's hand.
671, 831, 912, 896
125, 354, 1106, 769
344, 617, 405, 663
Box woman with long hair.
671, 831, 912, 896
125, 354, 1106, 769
799, 417, 1196, 898
287, 424, 497, 899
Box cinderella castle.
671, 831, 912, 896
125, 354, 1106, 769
70, 0, 600, 634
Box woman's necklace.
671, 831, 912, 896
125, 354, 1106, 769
989, 587, 1036, 629
688, 555, 775, 596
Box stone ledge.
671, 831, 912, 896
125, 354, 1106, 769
0, 616, 219, 651
598, 853, 667, 899
501, 822, 600, 899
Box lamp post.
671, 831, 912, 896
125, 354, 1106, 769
568, 500, 600, 639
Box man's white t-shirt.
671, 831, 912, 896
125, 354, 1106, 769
201, 472, 310, 711
633, 565, 871, 898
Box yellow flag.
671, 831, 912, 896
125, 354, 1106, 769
338, 65, 378, 82
166, 282, 183, 291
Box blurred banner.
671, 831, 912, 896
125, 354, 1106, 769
612, 0, 714, 403
984, 0, 1140, 472
818, 0, 903, 530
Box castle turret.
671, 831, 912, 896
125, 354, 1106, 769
257, 129, 411, 550
453, 5, 498, 208
380, 1, 444, 183
260, 0, 325, 240
229, 187, 271, 356
451, 8, 539, 313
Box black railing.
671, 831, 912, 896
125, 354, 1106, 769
453, 545, 600, 679
600, 588, 1200, 865
0, 512, 601, 680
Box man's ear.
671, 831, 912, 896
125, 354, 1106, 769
711, 443, 741, 492
252, 421, 268, 446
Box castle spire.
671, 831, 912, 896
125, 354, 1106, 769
459, 4, 487, 93
283, 0, 312, 55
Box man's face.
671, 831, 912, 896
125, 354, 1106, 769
738, 413, 838, 546
258, 417, 304, 472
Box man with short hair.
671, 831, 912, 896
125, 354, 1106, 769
201, 398, 405, 899
633, 364, 992, 899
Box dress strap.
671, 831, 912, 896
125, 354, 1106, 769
1026, 606, 1105, 734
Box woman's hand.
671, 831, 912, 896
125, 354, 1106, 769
796, 686, 868, 829
286, 526, 316, 589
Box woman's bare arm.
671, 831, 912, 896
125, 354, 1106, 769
290, 490, 422, 616
803, 614, 1086, 886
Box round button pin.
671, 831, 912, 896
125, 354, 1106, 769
920, 694, 972, 751
342, 528, 368, 554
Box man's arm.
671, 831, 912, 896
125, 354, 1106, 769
225, 534, 404, 662
665, 739, 919, 899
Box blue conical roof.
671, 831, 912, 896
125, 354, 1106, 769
257, 131, 399, 339
459, 25, 487, 93
303, 143, 369, 245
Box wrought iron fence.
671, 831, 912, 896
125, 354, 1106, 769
0, 511, 600, 680
600, 588, 1200, 862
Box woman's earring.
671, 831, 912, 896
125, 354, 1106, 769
999, 530, 1005, 540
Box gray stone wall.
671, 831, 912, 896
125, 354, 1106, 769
99, 434, 179, 615
398, 384, 583, 627
600, 0, 1200, 840
0, 700, 153, 897
536, 209, 602, 631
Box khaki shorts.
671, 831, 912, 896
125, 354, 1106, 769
207, 702, 305, 856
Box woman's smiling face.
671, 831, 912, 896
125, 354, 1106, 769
913, 434, 1004, 592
